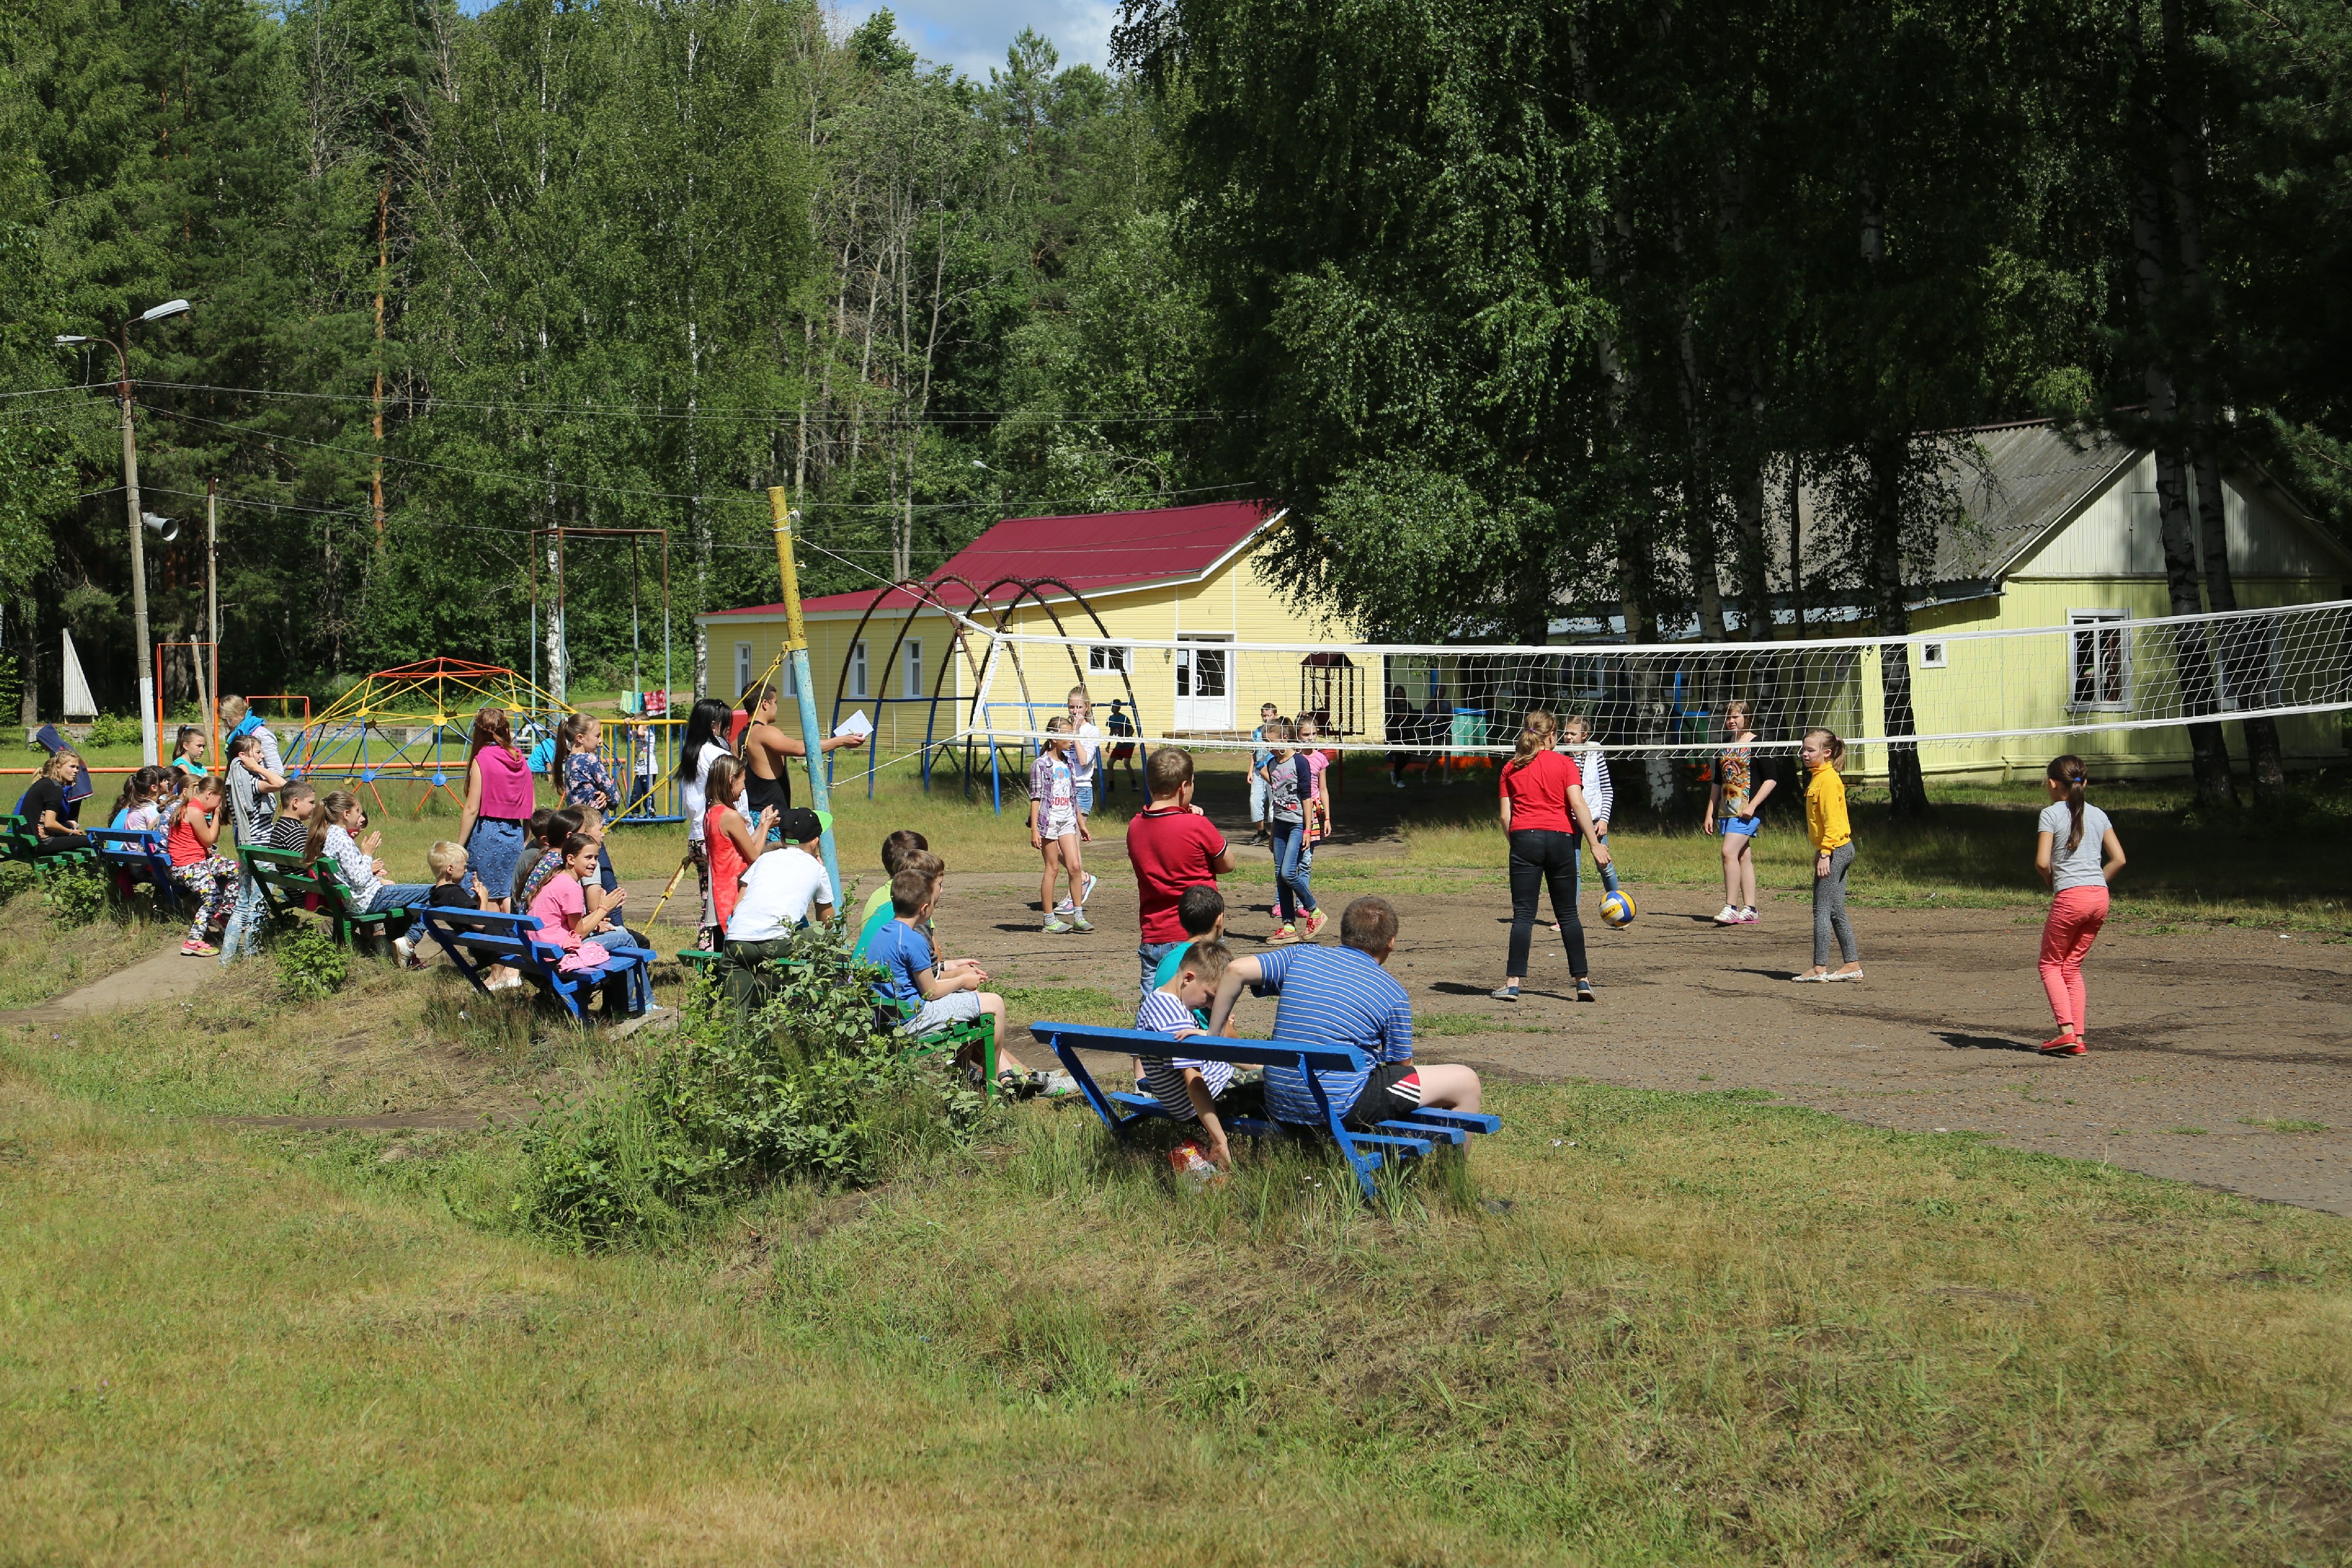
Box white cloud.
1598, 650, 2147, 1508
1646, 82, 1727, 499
838, 0, 1117, 79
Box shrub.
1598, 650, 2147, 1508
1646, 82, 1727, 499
0, 860, 39, 906
40, 866, 108, 928
512, 924, 979, 1249
274, 926, 350, 1002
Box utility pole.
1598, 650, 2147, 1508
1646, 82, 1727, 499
58, 299, 188, 766
206, 478, 220, 755
119, 334, 157, 765
768, 486, 841, 909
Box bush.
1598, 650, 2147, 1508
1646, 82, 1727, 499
80, 713, 140, 750
40, 866, 108, 928
274, 926, 350, 1002
0, 860, 39, 906
511, 924, 979, 1250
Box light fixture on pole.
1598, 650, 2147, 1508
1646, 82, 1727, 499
57, 297, 191, 766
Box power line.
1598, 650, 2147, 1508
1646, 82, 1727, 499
128, 378, 1247, 425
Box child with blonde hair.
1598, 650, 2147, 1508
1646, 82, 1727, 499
1792, 728, 1862, 981
2033, 755, 2125, 1054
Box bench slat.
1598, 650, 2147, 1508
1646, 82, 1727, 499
1398, 1108, 1501, 1136
1377, 1118, 1467, 1146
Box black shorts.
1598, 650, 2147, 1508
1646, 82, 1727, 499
1209, 1075, 1266, 1123
1341, 1062, 1424, 1132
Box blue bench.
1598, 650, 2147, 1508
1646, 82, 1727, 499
88, 828, 186, 916
1028, 1021, 1499, 1199
417, 905, 655, 1022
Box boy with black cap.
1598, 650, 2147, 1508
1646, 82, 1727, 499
726, 806, 836, 951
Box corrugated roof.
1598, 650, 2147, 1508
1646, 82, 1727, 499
1931, 421, 2138, 584
710, 498, 1282, 619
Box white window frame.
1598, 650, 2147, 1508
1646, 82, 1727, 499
903, 639, 924, 699
733, 642, 753, 696
2068, 609, 2131, 711
1088, 644, 1131, 674
849, 640, 869, 700
1918, 640, 1948, 670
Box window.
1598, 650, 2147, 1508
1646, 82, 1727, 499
779, 657, 798, 698
1918, 640, 1948, 669
904, 640, 924, 698
1088, 644, 1130, 674
2069, 610, 2129, 710
849, 641, 869, 700
734, 642, 753, 696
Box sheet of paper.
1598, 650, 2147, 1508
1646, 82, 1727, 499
834, 710, 874, 739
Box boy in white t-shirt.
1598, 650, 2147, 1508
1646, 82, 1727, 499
719, 806, 835, 1008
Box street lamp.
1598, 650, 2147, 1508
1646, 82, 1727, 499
57, 297, 191, 765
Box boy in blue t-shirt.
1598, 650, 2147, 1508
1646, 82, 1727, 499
1148, 883, 1227, 1028
864, 867, 1029, 1088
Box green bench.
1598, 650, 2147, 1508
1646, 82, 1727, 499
240, 845, 417, 951
0, 813, 97, 872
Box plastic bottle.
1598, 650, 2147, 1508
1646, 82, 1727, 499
1170, 1141, 1224, 1191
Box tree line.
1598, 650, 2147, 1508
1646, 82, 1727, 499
2, 0, 2347, 809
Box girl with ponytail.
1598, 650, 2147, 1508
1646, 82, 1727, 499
1491, 708, 1612, 1004
2033, 754, 2128, 1055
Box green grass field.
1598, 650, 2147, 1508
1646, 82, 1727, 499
4, 742, 2348, 1560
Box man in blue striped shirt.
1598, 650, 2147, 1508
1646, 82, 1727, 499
1204, 896, 1482, 1131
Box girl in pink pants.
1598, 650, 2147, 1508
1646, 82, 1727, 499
2033, 755, 2127, 1055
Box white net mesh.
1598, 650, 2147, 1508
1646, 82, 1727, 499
945, 598, 2352, 762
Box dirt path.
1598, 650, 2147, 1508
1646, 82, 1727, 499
914, 857, 2352, 1217
0, 942, 214, 1025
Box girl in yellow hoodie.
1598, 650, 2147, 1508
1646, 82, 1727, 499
1794, 728, 1863, 981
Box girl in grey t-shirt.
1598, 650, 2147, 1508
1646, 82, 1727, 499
2033, 754, 2127, 1056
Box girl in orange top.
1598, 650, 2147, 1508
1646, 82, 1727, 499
700, 755, 777, 938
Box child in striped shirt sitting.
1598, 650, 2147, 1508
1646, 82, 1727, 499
1134, 938, 1262, 1171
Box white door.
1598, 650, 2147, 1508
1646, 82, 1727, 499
1173, 635, 1233, 731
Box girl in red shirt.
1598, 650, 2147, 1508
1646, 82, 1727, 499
167, 774, 240, 956
1492, 710, 1611, 1003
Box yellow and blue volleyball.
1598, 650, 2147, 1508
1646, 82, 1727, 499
1600, 887, 1637, 928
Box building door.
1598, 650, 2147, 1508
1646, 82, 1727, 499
1174, 634, 1232, 731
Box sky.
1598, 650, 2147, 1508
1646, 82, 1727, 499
840, 0, 1117, 78
446, 0, 1119, 80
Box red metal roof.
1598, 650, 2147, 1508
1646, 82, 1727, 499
707, 498, 1281, 619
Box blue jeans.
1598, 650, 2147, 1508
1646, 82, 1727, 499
1075, 781, 1095, 815
219, 872, 269, 965
1138, 939, 1182, 1000
366, 883, 434, 914
1248, 774, 1268, 825
1269, 819, 1316, 922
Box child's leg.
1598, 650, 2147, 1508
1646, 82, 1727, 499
1720, 831, 1742, 906
982, 991, 1019, 1072
2038, 899, 2082, 1034
1414, 1062, 1482, 1113
1735, 836, 1759, 908
1270, 823, 1298, 921
2054, 890, 2108, 1036
1057, 831, 1085, 906
1038, 838, 1060, 916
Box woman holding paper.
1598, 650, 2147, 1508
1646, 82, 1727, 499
736, 678, 866, 838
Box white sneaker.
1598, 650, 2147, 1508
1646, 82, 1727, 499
1079, 873, 1098, 906
1738, 907, 1760, 924
1053, 900, 1077, 915
393, 935, 419, 968
1713, 905, 1740, 925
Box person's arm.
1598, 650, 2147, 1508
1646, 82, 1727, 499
457, 756, 483, 845
1204, 954, 1267, 1036
1748, 774, 1777, 813
1028, 785, 1045, 849
719, 808, 773, 864
1183, 1069, 1234, 1169
191, 806, 221, 851
1705, 772, 1721, 832
758, 721, 862, 759
1499, 781, 1512, 833
2100, 828, 2126, 883
2034, 830, 2056, 887
913, 962, 958, 1001
1567, 785, 1610, 866
1207, 841, 1237, 875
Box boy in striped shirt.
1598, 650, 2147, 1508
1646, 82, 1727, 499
1134, 938, 1260, 1170
1204, 895, 1481, 1132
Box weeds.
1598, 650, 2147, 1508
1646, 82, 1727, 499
273, 926, 350, 1002
39, 866, 107, 928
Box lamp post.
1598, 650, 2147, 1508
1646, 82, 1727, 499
58, 297, 190, 766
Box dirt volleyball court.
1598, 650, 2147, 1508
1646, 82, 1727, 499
786, 838, 2352, 1217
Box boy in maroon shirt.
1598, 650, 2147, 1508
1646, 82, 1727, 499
1124, 748, 1236, 997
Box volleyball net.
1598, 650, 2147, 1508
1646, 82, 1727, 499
941, 597, 2352, 762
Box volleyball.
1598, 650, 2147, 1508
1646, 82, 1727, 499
1599, 864, 1637, 928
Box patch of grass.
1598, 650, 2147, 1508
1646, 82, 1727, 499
2166, 1126, 2210, 1136
1002, 983, 1132, 1030
2242, 1118, 2332, 1134
1414, 1010, 1509, 1037
0, 889, 157, 1009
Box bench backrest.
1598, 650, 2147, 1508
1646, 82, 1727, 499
1026, 1021, 1367, 1076
417, 905, 568, 971
88, 827, 168, 864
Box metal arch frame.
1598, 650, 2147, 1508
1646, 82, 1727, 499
821, 572, 997, 798
818, 572, 1146, 802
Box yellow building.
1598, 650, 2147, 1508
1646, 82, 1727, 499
698, 500, 1356, 764
1878, 421, 2352, 780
